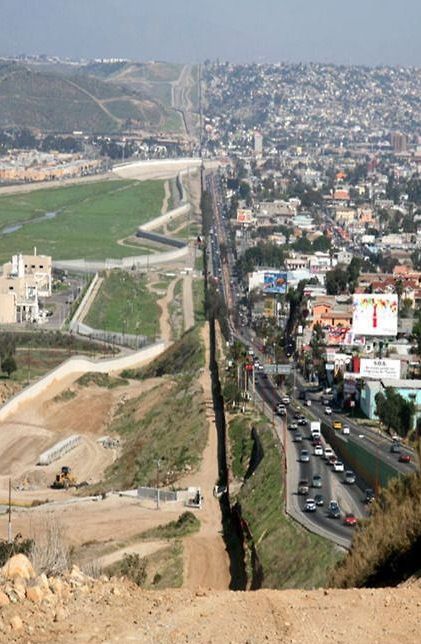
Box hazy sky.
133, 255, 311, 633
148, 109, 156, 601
1, 0, 420, 67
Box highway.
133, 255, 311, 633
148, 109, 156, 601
204, 169, 417, 548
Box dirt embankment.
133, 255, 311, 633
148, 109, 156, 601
1, 560, 420, 644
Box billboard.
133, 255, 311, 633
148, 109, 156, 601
263, 271, 288, 294
325, 325, 352, 346
360, 358, 401, 380
236, 209, 253, 224
352, 294, 398, 337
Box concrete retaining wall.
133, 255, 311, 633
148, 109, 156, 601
0, 341, 165, 424
140, 203, 190, 232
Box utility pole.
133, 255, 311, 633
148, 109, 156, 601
7, 477, 12, 544
156, 459, 161, 510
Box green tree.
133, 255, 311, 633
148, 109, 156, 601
325, 267, 348, 295
375, 388, 415, 437
1, 355, 17, 378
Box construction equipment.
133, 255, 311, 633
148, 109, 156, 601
51, 466, 77, 489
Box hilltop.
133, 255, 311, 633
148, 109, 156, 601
0, 61, 181, 134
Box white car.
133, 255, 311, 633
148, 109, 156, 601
343, 426, 350, 435
314, 445, 323, 456
304, 498, 317, 512
325, 406, 332, 415
324, 446, 334, 460
333, 460, 345, 472
280, 396, 290, 405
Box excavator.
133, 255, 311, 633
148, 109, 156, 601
51, 466, 77, 489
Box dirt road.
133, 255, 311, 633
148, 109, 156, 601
177, 324, 230, 590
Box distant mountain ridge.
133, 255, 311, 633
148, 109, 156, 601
0, 61, 181, 134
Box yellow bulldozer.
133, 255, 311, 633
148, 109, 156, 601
51, 466, 77, 489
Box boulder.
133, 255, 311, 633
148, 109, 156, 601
1, 555, 35, 581
26, 584, 44, 603
0, 590, 9, 607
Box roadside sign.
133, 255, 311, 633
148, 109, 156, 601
263, 364, 292, 375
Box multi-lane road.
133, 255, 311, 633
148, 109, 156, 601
204, 170, 417, 548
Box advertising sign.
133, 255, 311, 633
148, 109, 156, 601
360, 358, 401, 380
352, 294, 398, 337
236, 209, 253, 224
263, 272, 288, 294
325, 325, 351, 345
264, 364, 292, 375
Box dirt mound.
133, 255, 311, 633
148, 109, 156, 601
0, 382, 21, 405
0, 555, 420, 644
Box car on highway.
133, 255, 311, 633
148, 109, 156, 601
333, 460, 345, 472
364, 488, 375, 504
314, 494, 324, 506
344, 470, 356, 485
332, 420, 343, 430
324, 446, 334, 460
314, 444, 323, 456
390, 442, 401, 454
312, 474, 322, 488
276, 405, 287, 416
399, 453, 411, 463
288, 423, 298, 431
293, 432, 303, 443
297, 418, 308, 426
325, 406, 332, 415
298, 479, 310, 495
304, 498, 317, 512
328, 500, 341, 519
344, 513, 358, 527
343, 425, 350, 435
280, 396, 290, 405
300, 449, 310, 463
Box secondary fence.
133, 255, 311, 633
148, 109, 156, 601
38, 434, 82, 466
71, 320, 151, 350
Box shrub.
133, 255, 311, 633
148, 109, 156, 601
119, 553, 147, 587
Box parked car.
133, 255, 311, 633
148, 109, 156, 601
314, 494, 324, 506
298, 479, 309, 495
328, 500, 341, 519
333, 460, 345, 473
344, 513, 358, 527
300, 449, 310, 463
399, 453, 411, 463
344, 470, 356, 485
304, 498, 317, 512
312, 474, 322, 488
314, 445, 323, 457
325, 406, 332, 415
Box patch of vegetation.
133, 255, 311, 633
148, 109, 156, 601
91, 374, 207, 491
85, 270, 160, 338
0, 180, 165, 262
331, 468, 421, 588
122, 326, 204, 380
105, 540, 183, 590
53, 389, 77, 403
116, 553, 147, 587
76, 372, 128, 389
229, 415, 255, 480
193, 277, 206, 324
0, 535, 34, 567
234, 419, 341, 589
139, 512, 200, 541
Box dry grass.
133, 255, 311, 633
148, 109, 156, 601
30, 516, 70, 576
331, 454, 421, 588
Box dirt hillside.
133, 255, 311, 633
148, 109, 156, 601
0, 561, 420, 644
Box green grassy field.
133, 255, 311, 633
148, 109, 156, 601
0, 179, 164, 261
85, 271, 160, 337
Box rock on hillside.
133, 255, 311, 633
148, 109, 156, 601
0, 555, 420, 643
